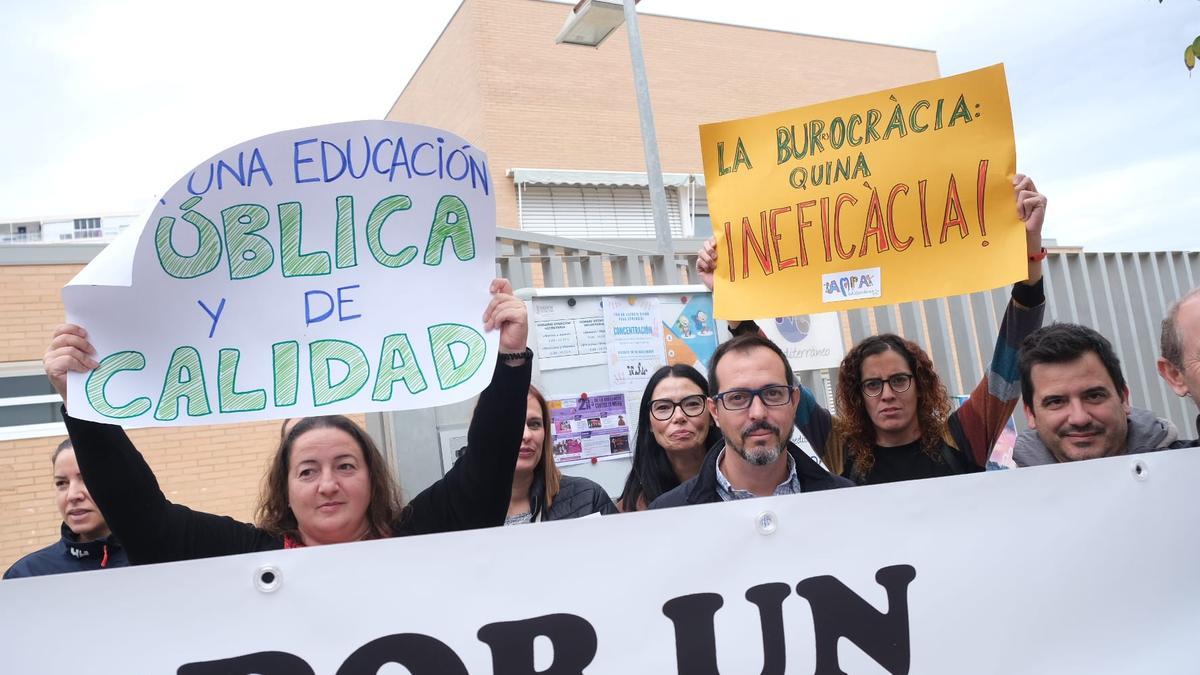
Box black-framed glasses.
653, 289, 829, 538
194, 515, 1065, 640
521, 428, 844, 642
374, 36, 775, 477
861, 373, 913, 397
712, 384, 795, 411
649, 394, 707, 421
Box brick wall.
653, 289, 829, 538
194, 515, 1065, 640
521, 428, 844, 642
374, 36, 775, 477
0, 261, 370, 570
386, 0, 940, 233
0, 422, 279, 570
0, 263, 81, 363
1, 413, 370, 572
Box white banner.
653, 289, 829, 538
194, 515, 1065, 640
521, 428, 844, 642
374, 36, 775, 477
3, 450, 1198, 673
64, 121, 498, 427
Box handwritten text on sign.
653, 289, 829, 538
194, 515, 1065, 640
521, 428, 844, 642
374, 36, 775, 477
700, 64, 1027, 319
64, 121, 499, 427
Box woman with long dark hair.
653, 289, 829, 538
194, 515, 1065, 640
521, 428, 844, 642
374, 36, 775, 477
618, 364, 722, 511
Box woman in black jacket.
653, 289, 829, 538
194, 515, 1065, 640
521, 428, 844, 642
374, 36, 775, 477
42, 279, 531, 564
504, 385, 617, 525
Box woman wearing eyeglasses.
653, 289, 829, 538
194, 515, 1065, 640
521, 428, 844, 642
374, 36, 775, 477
617, 365, 723, 511
697, 174, 1049, 485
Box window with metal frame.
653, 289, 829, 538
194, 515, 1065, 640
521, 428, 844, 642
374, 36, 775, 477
72, 217, 102, 239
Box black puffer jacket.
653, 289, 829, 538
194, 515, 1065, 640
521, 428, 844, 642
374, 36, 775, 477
530, 474, 618, 521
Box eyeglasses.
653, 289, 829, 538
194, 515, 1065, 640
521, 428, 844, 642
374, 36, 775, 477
861, 373, 913, 397
712, 384, 795, 411
649, 394, 708, 421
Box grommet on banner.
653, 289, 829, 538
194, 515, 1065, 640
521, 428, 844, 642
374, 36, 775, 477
756, 511, 778, 535
1131, 459, 1149, 482
255, 565, 282, 593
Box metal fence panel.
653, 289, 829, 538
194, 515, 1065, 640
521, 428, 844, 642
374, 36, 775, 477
832, 251, 1200, 435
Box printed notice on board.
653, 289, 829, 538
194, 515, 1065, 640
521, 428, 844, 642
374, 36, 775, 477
603, 296, 667, 391
547, 392, 631, 466
531, 297, 607, 371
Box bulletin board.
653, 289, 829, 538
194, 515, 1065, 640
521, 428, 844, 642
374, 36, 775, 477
409, 285, 844, 502
518, 285, 721, 497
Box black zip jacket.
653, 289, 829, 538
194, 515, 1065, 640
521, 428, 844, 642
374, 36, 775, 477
3, 523, 129, 579
648, 442, 853, 509
64, 358, 530, 565
530, 474, 618, 521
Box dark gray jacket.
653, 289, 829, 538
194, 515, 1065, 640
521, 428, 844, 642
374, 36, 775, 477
647, 442, 852, 509
531, 474, 618, 521
1013, 406, 1179, 467
1151, 415, 1199, 452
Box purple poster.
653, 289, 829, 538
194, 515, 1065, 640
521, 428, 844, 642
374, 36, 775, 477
547, 391, 631, 465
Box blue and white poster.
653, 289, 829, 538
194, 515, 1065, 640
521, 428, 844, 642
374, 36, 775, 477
662, 294, 718, 373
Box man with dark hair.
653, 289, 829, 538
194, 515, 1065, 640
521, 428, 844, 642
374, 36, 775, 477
1013, 323, 1178, 466
650, 335, 851, 509
1155, 287, 1200, 446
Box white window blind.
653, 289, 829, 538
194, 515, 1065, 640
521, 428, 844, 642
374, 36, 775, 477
519, 185, 683, 239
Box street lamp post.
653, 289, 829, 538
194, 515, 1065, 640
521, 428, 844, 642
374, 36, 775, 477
556, 0, 678, 283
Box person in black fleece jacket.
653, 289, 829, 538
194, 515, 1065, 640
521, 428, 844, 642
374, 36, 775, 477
42, 279, 530, 564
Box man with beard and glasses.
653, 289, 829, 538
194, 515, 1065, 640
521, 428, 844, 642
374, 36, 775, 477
1013, 323, 1180, 466
649, 335, 852, 509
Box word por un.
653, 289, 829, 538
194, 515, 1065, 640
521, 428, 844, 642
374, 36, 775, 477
179, 564, 916, 675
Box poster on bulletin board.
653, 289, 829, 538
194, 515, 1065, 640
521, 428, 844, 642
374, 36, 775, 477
603, 296, 667, 391
547, 391, 632, 466
662, 294, 719, 373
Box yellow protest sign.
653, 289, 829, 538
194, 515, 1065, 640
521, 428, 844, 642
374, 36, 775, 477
700, 64, 1026, 319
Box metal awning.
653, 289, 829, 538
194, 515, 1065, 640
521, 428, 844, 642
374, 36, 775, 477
508, 168, 700, 188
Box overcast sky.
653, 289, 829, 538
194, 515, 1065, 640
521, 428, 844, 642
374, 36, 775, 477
1, 0, 1196, 251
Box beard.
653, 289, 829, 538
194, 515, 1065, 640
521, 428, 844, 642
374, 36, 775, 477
731, 421, 784, 466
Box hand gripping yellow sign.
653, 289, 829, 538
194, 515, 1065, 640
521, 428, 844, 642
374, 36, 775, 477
700, 64, 1025, 319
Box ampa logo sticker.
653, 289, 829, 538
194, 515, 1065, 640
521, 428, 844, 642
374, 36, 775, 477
822, 267, 882, 303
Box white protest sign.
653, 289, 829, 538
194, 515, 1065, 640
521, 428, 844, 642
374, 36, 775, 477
3, 450, 1198, 674
64, 121, 497, 427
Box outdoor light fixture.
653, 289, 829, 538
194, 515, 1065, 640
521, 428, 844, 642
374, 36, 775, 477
555, 0, 634, 48
554, 0, 675, 281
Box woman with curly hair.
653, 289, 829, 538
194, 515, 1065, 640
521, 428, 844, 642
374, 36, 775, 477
824, 334, 964, 483
698, 174, 1049, 484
